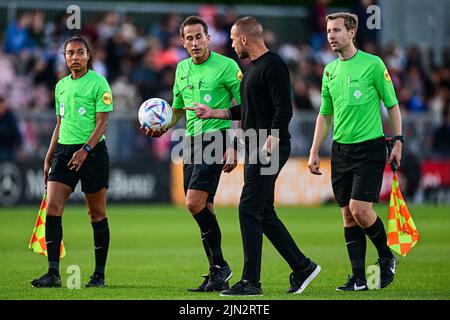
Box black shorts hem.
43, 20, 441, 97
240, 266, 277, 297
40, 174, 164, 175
350, 195, 380, 204
82, 185, 109, 194
47, 177, 75, 191
186, 187, 215, 204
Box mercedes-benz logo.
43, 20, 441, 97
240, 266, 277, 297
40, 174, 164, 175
0, 162, 22, 206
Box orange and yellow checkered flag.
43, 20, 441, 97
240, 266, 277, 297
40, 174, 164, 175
387, 173, 420, 256
28, 193, 67, 258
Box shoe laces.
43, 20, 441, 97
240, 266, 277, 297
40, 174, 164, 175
289, 273, 298, 286
376, 258, 392, 268
231, 280, 246, 290
90, 273, 103, 281
343, 274, 353, 285
38, 273, 51, 280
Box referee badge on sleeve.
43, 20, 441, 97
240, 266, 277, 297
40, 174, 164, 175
237, 70, 243, 81
384, 68, 392, 82
102, 92, 113, 105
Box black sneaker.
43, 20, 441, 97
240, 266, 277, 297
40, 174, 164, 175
287, 261, 321, 294
336, 274, 368, 291
85, 273, 105, 287
204, 263, 233, 292
31, 272, 61, 288
377, 256, 398, 289
188, 274, 230, 292
220, 280, 263, 296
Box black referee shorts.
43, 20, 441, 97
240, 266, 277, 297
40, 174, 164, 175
183, 130, 228, 204
331, 137, 386, 207
48, 141, 109, 194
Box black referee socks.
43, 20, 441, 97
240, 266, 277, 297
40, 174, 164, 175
193, 207, 226, 267
344, 226, 367, 279
201, 232, 214, 267
92, 218, 110, 276
364, 217, 394, 259
46, 215, 63, 275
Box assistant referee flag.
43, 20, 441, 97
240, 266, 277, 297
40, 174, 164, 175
387, 173, 420, 256
29, 193, 67, 258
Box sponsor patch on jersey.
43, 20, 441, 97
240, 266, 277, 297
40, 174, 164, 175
384, 69, 392, 82
78, 107, 86, 116
102, 92, 113, 105
237, 70, 243, 81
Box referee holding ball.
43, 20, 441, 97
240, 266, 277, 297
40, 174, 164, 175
32, 35, 113, 288
308, 13, 402, 291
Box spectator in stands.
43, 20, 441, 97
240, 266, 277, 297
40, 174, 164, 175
131, 50, 160, 100
430, 80, 450, 121
351, 0, 378, 49
97, 12, 120, 44
152, 13, 181, 49
30, 11, 45, 48
4, 12, 35, 54
432, 107, 450, 156
0, 96, 22, 161
293, 79, 314, 111
308, 0, 330, 51
1, 8, 450, 162
0, 48, 15, 97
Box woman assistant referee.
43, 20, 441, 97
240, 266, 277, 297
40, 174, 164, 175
32, 35, 113, 288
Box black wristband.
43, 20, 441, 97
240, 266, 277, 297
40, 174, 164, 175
83, 144, 92, 154
393, 135, 404, 143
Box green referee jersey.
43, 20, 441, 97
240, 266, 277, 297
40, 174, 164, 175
172, 51, 242, 136
55, 69, 113, 144
320, 50, 398, 144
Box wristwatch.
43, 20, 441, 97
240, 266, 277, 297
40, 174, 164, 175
393, 135, 404, 143
82, 144, 92, 154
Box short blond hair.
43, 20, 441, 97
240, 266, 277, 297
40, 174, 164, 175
233, 16, 264, 39
326, 12, 358, 43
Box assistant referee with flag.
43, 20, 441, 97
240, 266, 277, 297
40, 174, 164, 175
31, 35, 113, 288
308, 13, 403, 291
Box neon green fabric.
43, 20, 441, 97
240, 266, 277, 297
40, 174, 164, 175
55, 70, 113, 144
172, 51, 241, 136
320, 50, 398, 144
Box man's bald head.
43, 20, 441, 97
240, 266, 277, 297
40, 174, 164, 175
232, 16, 264, 40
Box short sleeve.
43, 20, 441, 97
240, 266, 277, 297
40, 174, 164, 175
54, 82, 60, 116
373, 58, 398, 108
172, 65, 185, 110
223, 59, 242, 105
95, 77, 113, 112
319, 67, 334, 115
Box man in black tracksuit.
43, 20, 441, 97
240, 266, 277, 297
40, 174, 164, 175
187, 17, 320, 296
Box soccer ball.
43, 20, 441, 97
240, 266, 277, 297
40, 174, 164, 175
138, 98, 173, 131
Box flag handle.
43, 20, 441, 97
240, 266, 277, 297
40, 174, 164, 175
385, 137, 398, 172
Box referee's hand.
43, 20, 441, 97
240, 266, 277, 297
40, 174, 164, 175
139, 125, 166, 138
43, 158, 51, 187
184, 103, 213, 119
223, 147, 238, 173
68, 149, 87, 172
388, 140, 402, 169
308, 153, 322, 175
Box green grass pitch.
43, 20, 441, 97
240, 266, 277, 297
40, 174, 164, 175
0, 204, 449, 300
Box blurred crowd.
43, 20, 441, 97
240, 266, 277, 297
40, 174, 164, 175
1, 1, 450, 163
